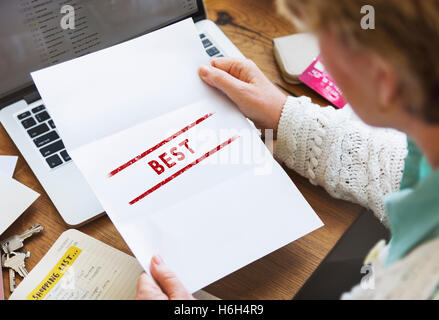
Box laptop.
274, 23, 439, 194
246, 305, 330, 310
0, 0, 244, 227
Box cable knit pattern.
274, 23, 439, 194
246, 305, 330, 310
275, 96, 408, 226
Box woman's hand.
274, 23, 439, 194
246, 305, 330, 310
136, 255, 195, 300
199, 58, 287, 131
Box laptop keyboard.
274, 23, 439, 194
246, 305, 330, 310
16, 104, 71, 169
199, 33, 224, 58
16, 33, 223, 170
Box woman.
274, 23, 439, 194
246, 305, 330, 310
136, 0, 439, 299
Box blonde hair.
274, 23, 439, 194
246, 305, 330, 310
277, 0, 439, 123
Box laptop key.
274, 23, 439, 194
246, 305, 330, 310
46, 154, 63, 169
199, 33, 206, 39
35, 111, 50, 123
206, 46, 220, 57
17, 111, 31, 120
60, 150, 71, 162
32, 105, 45, 114
40, 140, 65, 158
34, 131, 60, 148
48, 120, 56, 129
21, 117, 37, 129
28, 123, 50, 138
202, 39, 212, 48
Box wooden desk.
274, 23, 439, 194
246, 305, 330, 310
0, 0, 363, 300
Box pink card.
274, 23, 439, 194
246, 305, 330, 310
299, 56, 347, 109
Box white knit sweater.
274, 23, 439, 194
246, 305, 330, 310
275, 97, 439, 300
276, 96, 407, 226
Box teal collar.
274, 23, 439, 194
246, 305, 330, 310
384, 138, 439, 266
399, 139, 431, 189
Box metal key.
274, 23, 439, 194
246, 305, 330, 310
1, 224, 43, 254
2, 253, 16, 292
3, 252, 28, 278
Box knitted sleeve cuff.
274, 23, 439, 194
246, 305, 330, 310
275, 96, 329, 182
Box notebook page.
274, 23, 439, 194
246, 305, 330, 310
9, 229, 143, 300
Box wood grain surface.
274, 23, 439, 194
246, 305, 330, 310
0, 0, 362, 300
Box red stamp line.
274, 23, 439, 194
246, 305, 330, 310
129, 135, 240, 205
109, 113, 214, 177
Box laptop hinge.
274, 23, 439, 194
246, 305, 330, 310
24, 91, 41, 104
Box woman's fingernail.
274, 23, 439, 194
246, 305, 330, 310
153, 255, 163, 265
199, 66, 209, 78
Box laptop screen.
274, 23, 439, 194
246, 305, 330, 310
0, 0, 200, 99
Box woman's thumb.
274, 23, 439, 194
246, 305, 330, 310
199, 65, 245, 95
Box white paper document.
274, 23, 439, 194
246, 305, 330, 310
31, 19, 323, 292
0, 173, 39, 235
0, 155, 18, 177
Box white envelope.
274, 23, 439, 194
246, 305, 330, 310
0, 173, 39, 235
31, 19, 323, 292
0, 155, 18, 177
